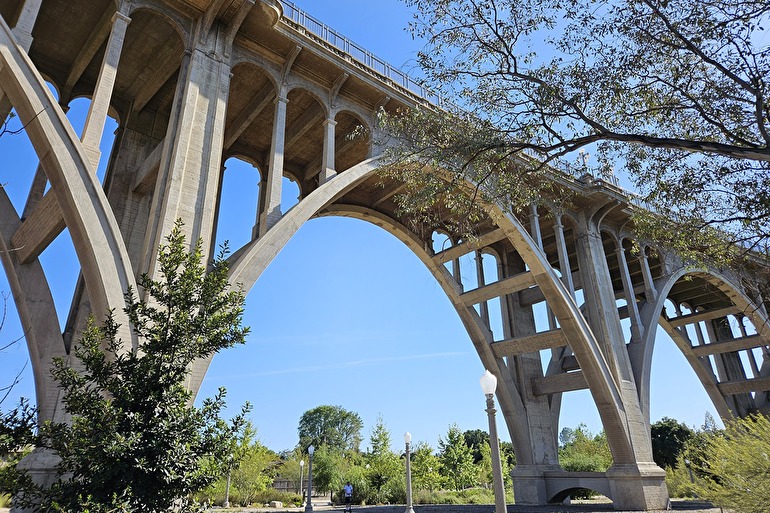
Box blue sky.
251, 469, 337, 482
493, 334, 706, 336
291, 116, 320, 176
0, 0, 720, 454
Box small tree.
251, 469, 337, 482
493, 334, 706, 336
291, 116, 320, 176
365, 416, 401, 503
14, 222, 250, 512
438, 424, 477, 491
694, 414, 770, 513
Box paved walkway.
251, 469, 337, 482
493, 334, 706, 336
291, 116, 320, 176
0, 499, 722, 513
226, 499, 720, 513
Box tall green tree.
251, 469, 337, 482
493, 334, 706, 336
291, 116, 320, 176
297, 405, 363, 452
438, 424, 477, 491
387, 0, 770, 269
651, 417, 694, 469
365, 416, 401, 503
13, 223, 250, 512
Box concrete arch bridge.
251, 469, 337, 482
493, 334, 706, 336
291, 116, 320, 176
0, 0, 768, 510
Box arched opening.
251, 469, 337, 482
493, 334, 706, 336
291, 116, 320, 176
334, 110, 370, 173
215, 156, 262, 253
197, 216, 496, 453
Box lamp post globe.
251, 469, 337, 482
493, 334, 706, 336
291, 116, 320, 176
404, 432, 415, 513
480, 370, 507, 513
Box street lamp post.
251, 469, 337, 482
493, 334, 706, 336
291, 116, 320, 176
684, 459, 694, 484
224, 453, 233, 508
480, 370, 507, 513
403, 432, 415, 513
304, 446, 315, 512
300, 459, 305, 501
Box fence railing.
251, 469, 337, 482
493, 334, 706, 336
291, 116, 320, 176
279, 0, 439, 104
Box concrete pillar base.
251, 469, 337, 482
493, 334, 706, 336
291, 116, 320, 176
606, 462, 669, 511
510, 464, 557, 505
11, 447, 61, 513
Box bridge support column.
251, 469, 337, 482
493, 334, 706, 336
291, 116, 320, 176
142, 34, 232, 273
9, 0, 41, 51
258, 91, 288, 235
319, 117, 337, 183
574, 217, 668, 510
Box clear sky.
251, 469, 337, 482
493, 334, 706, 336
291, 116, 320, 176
0, 0, 720, 455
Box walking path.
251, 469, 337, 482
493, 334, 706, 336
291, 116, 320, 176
0, 499, 721, 513
220, 498, 720, 513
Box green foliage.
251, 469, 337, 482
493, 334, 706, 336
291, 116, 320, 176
297, 405, 363, 452
389, 0, 770, 271
311, 445, 349, 495
651, 417, 694, 469
693, 414, 770, 513
221, 422, 280, 506
438, 424, 477, 491
462, 429, 489, 464
0, 399, 35, 494
411, 441, 442, 492
363, 417, 402, 504
14, 223, 250, 512
559, 424, 612, 498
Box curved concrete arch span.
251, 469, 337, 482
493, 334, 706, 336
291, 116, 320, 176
0, 16, 135, 338
637, 267, 770, 420
199, 156, 665, 508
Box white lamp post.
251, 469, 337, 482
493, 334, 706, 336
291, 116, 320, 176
304, 446, 315, 512
403, 432, 415, 513
480, 370, 507, 513
300, 459, 305, 501
224, 453, 233, 508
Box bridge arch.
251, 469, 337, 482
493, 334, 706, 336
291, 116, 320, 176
639, 266, 770, 420
0, 16, 136, 420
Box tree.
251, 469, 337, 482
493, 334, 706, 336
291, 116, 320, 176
438, 424, 477, 490
223, 421, 279, 506
411, 441, 442, 492
463, 428, 489, 464
386, 0, 770, 268
297, 405, 363, 452
13, 222, 250, 512
694, 413, 770, 513
365, 416, 401, 503
650, 417, 694, 469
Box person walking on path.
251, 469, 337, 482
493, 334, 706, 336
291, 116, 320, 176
343, 481, 353, 512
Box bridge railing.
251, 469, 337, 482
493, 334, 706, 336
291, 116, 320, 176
280, 1, 441, 105
278, 1, 650, 211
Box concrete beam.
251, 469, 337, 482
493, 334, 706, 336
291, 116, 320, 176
668, 305, 742, 327
532, 371, 588, 396
691, 334, 763, 357
10, 192, 64, 264
62, 3, 114, 99
492, 329, 567, 357
223, 82, 275, 149
460, 271, 536, 306
433, 227, 506, 264
718, 375, 770, 395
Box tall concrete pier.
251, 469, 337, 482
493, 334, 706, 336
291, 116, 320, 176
1, 1, 768, 510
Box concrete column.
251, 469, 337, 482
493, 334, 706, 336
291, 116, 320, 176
639, 250, 658, 302
553, 215, 575, 298
319, 117, 337, 183
475, 250, 490, 327
11, 0, 42, 51
80, 12, 131, 168
142, 39, 233, 276
616, 243, 643, 344
258, 91, 288, 235
529, 203, 543, 247
573, 219, 667, 510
